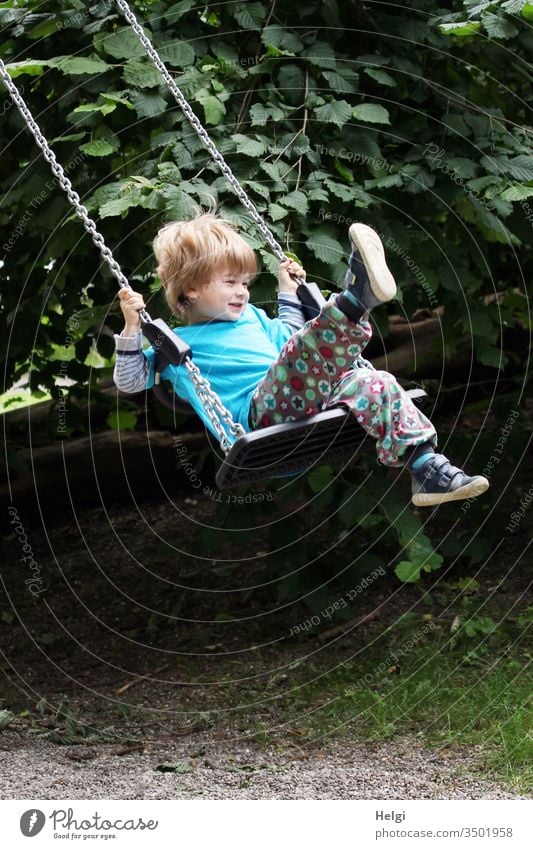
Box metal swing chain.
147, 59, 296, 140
114, 0, 288, 265
0, 58, 152, 326
0, 56, 244, 451
183, 359, 245, 452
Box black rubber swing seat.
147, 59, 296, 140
152, 361, 426, 490
214, 388, 427, 490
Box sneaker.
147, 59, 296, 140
411, 453, 489, 507
344, 223, 397, 310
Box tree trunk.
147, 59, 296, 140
1, 431, 208, 516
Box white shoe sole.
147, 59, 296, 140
348, 223, 397, 303
412, 476, 490, 507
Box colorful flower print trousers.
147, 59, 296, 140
249, 300, 437, 467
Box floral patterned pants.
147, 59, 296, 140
249, 300, 437, 467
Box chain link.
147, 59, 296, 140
115, 0, 289, 265
184, 359, 245, 453
0, 57, 154, 325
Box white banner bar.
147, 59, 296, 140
1, 799, 531, 848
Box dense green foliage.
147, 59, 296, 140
1, 0, 531, 593
1, 0, 531, 386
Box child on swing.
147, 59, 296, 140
114, 212, 489, 506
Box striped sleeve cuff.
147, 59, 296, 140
114, 330, 143, 352
277, 292, 306, 330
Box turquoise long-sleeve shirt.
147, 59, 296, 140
145, 304, 294, 432
113, 296, 306, 438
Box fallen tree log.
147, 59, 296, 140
1, 430, 210, 516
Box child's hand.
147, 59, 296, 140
278, 259, 306, 294
118, 287, 146, 334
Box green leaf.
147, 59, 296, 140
364, 68, 396, 87
352, 103, 390, 124
365, 173, 403, 190
99, 195, 134, 217
195, 89, 226, 125
101, 26, 150, 59
155, 761, 193, 773
80, 139, 115, 157
395, 561, 421, 583
335, 158, 354, 184
164, 0, 196, 23
233, 1, 266, 30
466, 177, 501, 195
123, 59, 162, 89
303, 41, 337, 70
231, 134, 267, 157
249, 102, 292, 126
522, 3, 533, 19
46, 127, 85, 142
501, 0, 526, 9
306, 230, 344, 264
476, 343, 506, 368
314, 99, 353, 127
98, 186, 140, 218
54, 56, 111, 75
5, 60, 48, 78
243, 180, 270, 200
441, 157, 478, 178
101, 92, 134, 110
308, 187, 329, 202
131, 91, 168, 119
276, 64, 305, 104
308, 465, 334, 492
163, 185, 199, 219
268, 203, 289, 221
261, 25, 303, 53
439, 21, 482, 36
260, 162, 284, 189
260, 250, 281, 276
322, 70, 358, 94
323, 177, 367, 202
107, 410, 137, 430
499, 185, 533, 201
505, 156, 533, 182
482, 12, 518, 38
0, 710, 14, 730
464, 307, 495, 338
73, 103, 103, 114
279, 190, 308, 216
158, 40, 195, 67
401, 164, 436, 194
356, 54, 391, 67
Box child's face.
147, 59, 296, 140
186, 268, 251, 323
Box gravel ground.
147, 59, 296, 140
2, 484, 530, 802
0, 728, 523, 800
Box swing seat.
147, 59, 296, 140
151, 366, 427, 490
214, 388, 427, 490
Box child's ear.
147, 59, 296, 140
183, 285, 199, 302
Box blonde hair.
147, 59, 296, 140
153, 212, 257, 317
